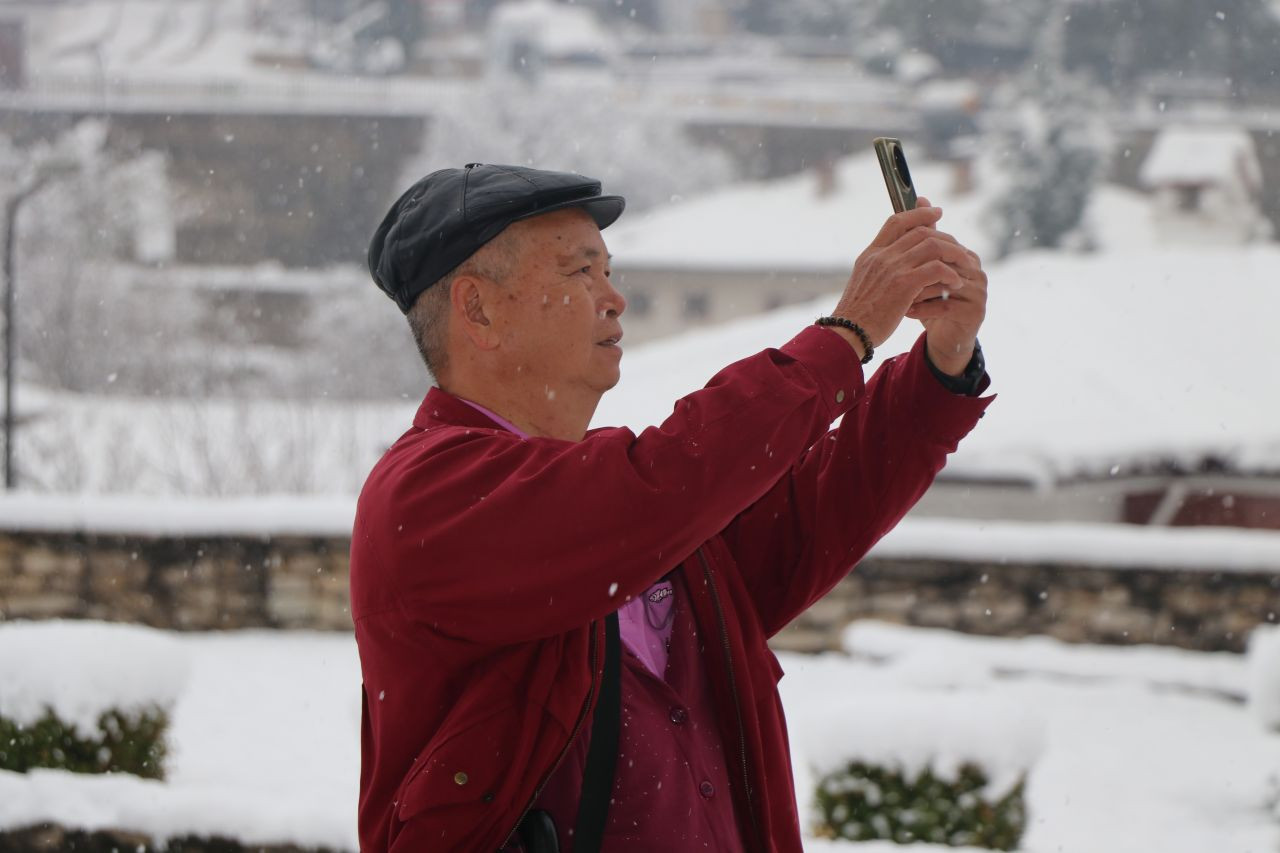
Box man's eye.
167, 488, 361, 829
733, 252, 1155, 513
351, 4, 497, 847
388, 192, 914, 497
578, 266, 592, 275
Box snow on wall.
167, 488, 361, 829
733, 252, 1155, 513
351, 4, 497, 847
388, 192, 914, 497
0, 621, 188, 735
0, 493, 356, 538
872, 518, 1280, 574
2, 494, 1279, 575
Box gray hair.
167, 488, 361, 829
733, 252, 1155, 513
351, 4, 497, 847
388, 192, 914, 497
406, 229, 520, 382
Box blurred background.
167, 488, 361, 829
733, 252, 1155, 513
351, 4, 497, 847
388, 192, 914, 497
1, 2, 1279, 851
0, 0, 1276, 497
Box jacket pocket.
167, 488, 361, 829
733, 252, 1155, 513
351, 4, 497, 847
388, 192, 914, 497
395, 698, 519, 823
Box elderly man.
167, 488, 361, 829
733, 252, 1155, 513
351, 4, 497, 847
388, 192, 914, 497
352, 163, 992, 852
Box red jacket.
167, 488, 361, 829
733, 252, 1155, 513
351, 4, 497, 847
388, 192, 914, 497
350, 326, 992, 852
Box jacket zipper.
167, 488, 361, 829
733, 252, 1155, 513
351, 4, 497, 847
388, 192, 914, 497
501, 618, 602, 849
697, 548, 763, 848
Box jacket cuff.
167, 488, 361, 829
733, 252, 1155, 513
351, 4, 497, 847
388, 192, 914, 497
887, 332, 995, 450
779, 325, 866, 422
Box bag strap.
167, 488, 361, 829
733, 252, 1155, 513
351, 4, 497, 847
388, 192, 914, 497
572, 611, 621, 853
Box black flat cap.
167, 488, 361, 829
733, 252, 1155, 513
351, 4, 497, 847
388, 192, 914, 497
368, 163, 626, 313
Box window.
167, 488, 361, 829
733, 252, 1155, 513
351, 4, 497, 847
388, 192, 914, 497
625, 289, 652, 317
683, 292, 710, 321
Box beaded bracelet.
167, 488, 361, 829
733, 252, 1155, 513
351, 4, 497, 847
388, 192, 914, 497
815, 316, 874, 364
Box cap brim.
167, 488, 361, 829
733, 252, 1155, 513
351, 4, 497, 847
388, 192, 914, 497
513, 194, 626, 231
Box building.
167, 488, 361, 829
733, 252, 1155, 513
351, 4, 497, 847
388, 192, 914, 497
1139, 125, 1267, 245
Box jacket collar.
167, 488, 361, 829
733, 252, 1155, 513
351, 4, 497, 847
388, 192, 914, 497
412, 386, 509, 432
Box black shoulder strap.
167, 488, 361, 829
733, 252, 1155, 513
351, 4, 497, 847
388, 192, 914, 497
572, 611, 621, 853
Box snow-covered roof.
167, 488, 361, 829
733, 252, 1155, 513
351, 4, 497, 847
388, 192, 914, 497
26, 0, 261, 80
606, 153, 977, 271
1139, 125, 1262, 189
489, 0, 616, 59
594, 244, 1280, 484
606, 151, 1154, 271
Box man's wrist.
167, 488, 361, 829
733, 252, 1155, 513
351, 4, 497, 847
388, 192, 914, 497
926, 337, 977, 377
815, 316, 873, 364
924, 339, 986, 396
824, 324, 867, 361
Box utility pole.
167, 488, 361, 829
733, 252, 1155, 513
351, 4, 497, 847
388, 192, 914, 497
3, 171, 60, 490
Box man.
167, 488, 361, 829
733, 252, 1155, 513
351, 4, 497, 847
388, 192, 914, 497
352, 163, 992, 852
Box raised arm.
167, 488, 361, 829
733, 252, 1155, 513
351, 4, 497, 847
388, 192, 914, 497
355, 326, 861, 645
722, 198, 993, 635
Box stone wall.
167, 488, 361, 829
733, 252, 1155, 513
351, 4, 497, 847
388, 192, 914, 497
2, 529, 1277, 653
0, 531, 352, 631
778, 557, 1280, 654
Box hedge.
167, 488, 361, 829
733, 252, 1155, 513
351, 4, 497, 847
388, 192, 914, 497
0, 825, 342, 853
0, 705, 168, 779
813, 760, 1027, 849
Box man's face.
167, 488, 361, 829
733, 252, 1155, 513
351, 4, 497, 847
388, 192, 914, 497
492, 207, 626, 401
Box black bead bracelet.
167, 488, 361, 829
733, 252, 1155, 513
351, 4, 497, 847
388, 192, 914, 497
815, 316, 874, 364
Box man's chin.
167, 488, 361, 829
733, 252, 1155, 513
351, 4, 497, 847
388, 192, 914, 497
593, 365, 622, 394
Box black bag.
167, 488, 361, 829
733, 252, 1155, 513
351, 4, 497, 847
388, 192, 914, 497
517, 612, 621, 853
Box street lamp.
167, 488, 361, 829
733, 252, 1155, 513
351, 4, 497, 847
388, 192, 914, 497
3, 162, 75, 490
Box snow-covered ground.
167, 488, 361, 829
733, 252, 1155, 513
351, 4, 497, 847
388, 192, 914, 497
1, 622, 1277, 852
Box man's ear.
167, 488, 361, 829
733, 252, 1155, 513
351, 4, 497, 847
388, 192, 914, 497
451, 274, 502, 350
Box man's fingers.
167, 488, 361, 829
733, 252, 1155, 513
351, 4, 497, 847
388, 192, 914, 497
897, 234, 973, 271
906, 298, 966, 320
901, 259, 964, 294
870, 205, 943, 249
912, 282, 961, 304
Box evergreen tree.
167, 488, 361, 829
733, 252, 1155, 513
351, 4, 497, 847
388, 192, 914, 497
986, 10, 1110, 258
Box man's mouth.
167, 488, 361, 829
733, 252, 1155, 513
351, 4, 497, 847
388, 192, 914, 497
597, 333, 623, 347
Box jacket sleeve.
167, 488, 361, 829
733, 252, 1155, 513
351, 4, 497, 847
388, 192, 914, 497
720, 331, 994, 638
360, 326, 864, 645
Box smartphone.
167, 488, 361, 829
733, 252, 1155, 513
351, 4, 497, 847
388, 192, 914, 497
873, 137, 917, 213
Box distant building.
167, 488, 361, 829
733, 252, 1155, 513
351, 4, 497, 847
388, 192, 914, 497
1139, 126, 1266, 245
487, 0, 616, 78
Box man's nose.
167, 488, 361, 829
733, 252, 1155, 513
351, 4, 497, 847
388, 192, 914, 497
599, 275, 626, 318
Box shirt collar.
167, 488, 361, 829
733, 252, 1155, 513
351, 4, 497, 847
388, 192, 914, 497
412, 386, 529, 438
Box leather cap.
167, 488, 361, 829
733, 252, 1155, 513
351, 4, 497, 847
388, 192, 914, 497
367, 163, 626, 313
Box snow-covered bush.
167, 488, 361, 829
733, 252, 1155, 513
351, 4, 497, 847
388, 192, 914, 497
814, 760, 1025, 849
1247, 623, 1280, 731
793, 692, 1043, 850
0, 621, 188, 779
0, 707, 167, 778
